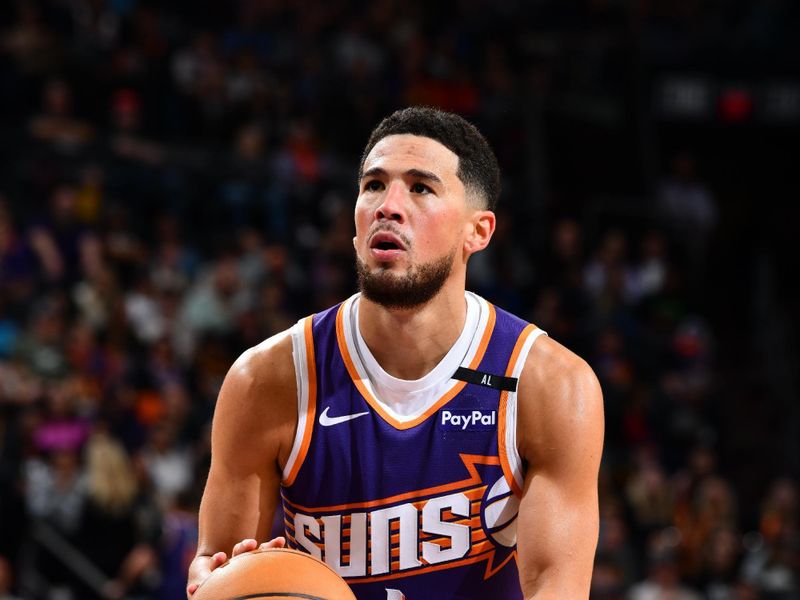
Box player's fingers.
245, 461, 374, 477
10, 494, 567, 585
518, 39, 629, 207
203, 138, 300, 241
187, 553, 229, 598
258, 536, 286, 550
232, 539, 257, 557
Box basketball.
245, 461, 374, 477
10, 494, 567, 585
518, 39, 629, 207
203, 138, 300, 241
192, 548, 356, 600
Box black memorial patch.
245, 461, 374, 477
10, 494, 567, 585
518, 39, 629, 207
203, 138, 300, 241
452, 367, 517, 392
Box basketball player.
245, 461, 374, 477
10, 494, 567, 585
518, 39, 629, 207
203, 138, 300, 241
188, 107, 604, 599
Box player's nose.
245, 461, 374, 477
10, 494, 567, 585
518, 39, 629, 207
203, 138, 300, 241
374, 181, 407, 223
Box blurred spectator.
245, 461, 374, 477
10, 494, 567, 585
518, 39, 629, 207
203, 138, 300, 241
73, 243, 126, 337
13, 296, 69, 379
0, 298, 20, 362
63, 322, 107, 413
597, 500, 639, 587
28, 79, 95, 153
75, 432, 158, 600
591, 554, 627, 600
139, 421, 194, 510
156, 490, 198, 600
0, 198, 38, 314
628, 530, 703, 600
31, 378, 91, 455
467, 207, 533, 316
626, 230, 669, 305
695, 525, 743, 599
171, 32, 220, 98
584, 229, 631, 303
108, 88, 165, 168
583, 230, 641, 344
740, 478, 800, 599
540, 218, 586, 290
741, 530, 800, 600
24, 447, 85, 537
626, 447, 674, 549
659, 318, 716, 467
100, 203, 146, 279
28, 184, 99, 286
759, 478, 799, 548
535, 218, 592, 352
148, 214, 199, 296
2, 2, 59, 74
679, 476, 739, 580
176, 254, 253, 359
218, 122, 272, 231
74, 165, 104, 227
125, 272, 168, 346
0, 555, 22, 600
656, 153, 718, 288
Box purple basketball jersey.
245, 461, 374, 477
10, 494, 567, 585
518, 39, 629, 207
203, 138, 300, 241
280, 295, 543, 600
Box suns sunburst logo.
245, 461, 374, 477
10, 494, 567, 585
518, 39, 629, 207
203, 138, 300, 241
281, 454, 519, 584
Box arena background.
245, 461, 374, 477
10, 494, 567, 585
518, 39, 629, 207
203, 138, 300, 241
0, 1, 798, 598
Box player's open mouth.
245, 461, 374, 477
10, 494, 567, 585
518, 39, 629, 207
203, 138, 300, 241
369, 232, 406, 261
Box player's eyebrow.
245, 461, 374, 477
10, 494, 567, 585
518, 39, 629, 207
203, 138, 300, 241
406, 168, 442, 184
360, 167, 443, 185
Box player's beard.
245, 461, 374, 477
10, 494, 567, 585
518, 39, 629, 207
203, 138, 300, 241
356, 246, 457, 310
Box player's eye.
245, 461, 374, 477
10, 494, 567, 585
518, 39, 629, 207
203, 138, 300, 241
363, 180, 383, 192
410, 182, 432, 194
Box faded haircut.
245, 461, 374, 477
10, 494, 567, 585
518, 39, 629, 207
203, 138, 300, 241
359, 107, 501, 211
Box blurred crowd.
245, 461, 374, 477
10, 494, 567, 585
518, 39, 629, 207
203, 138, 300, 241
1, 1, 798, 599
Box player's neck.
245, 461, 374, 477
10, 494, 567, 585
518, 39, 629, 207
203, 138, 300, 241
358, 286, 467, 381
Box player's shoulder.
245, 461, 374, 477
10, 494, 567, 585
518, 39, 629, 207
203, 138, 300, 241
221, 326, 297, 405
517, 334, 603, 453
211, 326, 300, 470
522, 334, 596, 390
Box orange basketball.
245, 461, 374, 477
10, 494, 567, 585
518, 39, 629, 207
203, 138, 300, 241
193, 548, 356, 600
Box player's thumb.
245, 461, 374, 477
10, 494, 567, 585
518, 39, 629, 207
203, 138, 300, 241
259, 536, 286, 550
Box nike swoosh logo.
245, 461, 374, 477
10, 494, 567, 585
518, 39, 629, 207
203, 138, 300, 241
319, 406, 370, 427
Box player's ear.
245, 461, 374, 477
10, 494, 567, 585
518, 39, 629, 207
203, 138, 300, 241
464, 210, 495, 255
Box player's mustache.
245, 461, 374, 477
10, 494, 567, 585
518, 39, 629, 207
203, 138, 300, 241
367, 224, 412, 248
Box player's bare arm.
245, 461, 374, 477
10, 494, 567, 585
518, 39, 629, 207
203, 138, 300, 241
515, 335, 604, 599
187, 331, 298, 597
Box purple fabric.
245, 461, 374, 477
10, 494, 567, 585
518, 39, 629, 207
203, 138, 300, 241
282, 301, 530, 600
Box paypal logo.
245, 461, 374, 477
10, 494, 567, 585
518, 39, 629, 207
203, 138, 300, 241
440, 409, 496, 431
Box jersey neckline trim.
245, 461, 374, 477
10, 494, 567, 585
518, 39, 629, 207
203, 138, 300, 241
335, 294, 497, 430
351, 292, 481, 394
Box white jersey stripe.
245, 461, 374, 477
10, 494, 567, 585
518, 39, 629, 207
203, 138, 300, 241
282, 318, 311, 483
503, 328, 548, 491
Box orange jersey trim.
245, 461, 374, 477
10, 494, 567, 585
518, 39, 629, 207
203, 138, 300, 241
283, 315, 318, 486
283, 453, 500, 514
498, 324, 538, 497
335, 302, 497, 430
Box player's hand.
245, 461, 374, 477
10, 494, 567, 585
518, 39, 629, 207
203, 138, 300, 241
187, 537, 286, 598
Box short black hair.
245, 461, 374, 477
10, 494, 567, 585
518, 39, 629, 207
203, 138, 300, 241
359, 106, 501, 211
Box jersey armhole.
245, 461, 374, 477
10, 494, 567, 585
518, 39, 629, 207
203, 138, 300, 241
281, 315, 317, 486
498, 325, 548, 497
